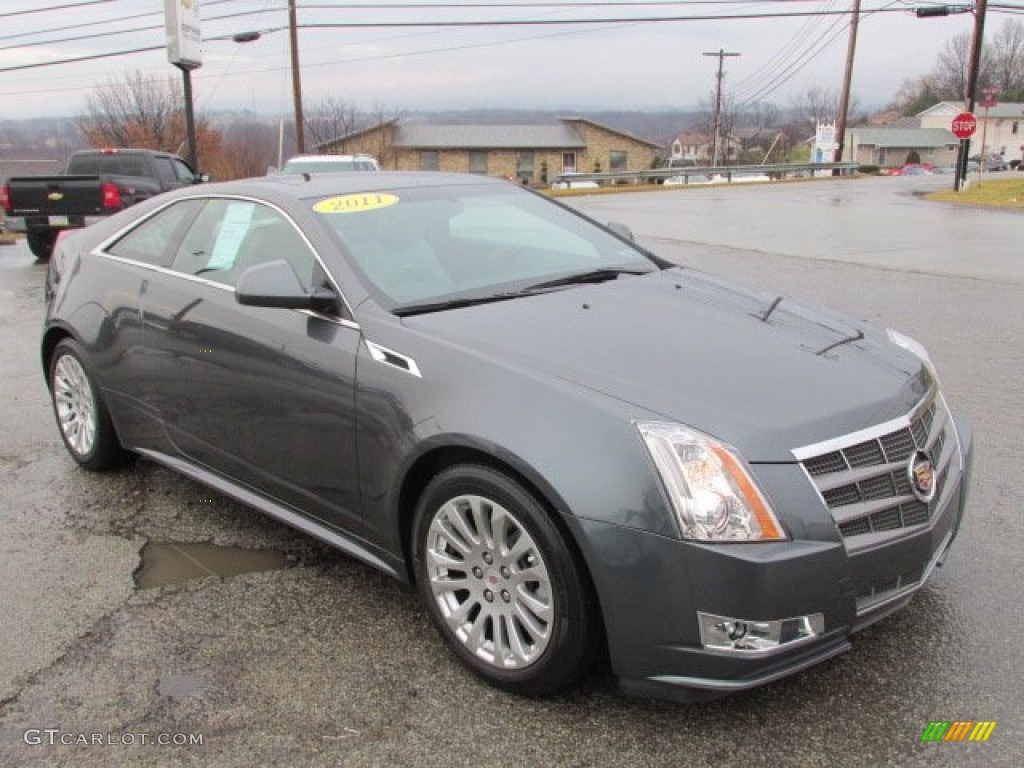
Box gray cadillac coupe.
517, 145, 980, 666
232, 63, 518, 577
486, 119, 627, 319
42, 172, 972, 702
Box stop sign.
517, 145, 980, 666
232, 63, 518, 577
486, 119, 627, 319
952, 112, 977, 139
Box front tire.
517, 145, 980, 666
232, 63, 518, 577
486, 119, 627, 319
413, 465, 596, 696
49, 339, 132, 470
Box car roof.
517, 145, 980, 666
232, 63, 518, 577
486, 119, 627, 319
183, 172, 511, 202
285, 154, 375, 162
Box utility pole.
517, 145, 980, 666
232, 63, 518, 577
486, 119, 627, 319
288, 0, 306, 155
833, 0, 861, 173
956, 0, 989, 191
703, 49, 740, 167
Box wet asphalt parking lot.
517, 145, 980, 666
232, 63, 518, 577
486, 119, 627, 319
0, 174, 1021, 767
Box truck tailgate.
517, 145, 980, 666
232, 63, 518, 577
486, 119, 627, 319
5, 175, 108, 217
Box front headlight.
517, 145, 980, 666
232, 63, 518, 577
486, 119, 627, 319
636, 422, 787, 542
887, 329, 938, 381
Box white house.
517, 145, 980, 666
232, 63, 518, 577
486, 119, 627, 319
918, 101, 1024, 164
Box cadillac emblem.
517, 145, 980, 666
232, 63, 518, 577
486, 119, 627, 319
908, 451, 937, 503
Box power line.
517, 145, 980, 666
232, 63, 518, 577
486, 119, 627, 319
2, 2, 1015, 82
735, 0, 905, 107
0, 45, 165, 74
0, 0, 240, 44
287, 9, 917, 28
297, 1, 832, 6
0, 0, 112, 18
731, 0, 838, 96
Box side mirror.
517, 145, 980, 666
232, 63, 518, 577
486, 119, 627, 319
195, 173, 212, 184
235, 259, 336, 312
606, 221, 635, 241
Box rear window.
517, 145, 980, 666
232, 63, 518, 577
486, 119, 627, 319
282, 159, 376, 174
67, 153, 148, 177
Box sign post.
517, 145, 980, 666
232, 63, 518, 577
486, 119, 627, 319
977, 88, 998, 183
951, 112, 977, 192
165, 0, 203, 172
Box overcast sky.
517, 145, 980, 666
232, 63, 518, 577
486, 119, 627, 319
0, 0, 987, 121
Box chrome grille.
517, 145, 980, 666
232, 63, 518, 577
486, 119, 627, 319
796, 396, 959, 542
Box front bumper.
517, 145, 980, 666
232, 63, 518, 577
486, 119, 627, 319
4, 215, 105, 233
571, 417, 972, 704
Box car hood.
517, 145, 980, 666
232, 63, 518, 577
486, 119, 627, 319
403, 268, 930, 461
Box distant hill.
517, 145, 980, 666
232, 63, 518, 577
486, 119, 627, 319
1, 108, 703, 162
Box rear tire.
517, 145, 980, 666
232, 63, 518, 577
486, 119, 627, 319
48, 338, 132, 471
27, 230, 56, 261
412, 464, 596, 696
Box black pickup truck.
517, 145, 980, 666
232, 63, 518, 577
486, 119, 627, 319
1, 148, 205, 260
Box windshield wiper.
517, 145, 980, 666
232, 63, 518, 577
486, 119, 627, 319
393, 268, 651, 317
393, 292, 525, 317
521, 267, 650, 293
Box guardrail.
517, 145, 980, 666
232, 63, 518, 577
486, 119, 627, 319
552, 162, 860, 187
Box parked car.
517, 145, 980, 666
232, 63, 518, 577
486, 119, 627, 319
664, 174, 713, 186
43, 173, 972, 703
279, 154, 379, 174
885, 164, 934, 177
968, 153, 1009, 172
1, 148, 206, 260
934, 161, 981, 175
550, 173, 600, 190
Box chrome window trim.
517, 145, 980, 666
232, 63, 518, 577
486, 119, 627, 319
790, 385, 937, 462
297, 309, 360, 331
98, 250, 234, 293
95, 192, 358, 323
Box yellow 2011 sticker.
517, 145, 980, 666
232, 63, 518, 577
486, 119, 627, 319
313, 193, 399, 214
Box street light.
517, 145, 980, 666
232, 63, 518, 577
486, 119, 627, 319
232, 0, 305, 155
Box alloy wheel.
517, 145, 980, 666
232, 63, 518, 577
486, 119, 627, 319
424, 494, 554, 669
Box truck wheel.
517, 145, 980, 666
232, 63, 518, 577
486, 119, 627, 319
27, 230, 56, 261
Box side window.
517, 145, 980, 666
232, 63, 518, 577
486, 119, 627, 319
105, 200, 201, 266
154, 158, 177, 185
171, 159, 195, 183
66, 155, 100, 174
170, 199, 317, 291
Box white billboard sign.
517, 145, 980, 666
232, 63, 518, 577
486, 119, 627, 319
165, 0, 203, 70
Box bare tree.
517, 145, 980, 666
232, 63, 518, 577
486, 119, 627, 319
990, 19, 1024, 97
791, 87, 841, 132
78, 72, 185, 151
304, 96, 363, 149
76, 69, 239, 174
889, 76, 943, 116
694, 91, 739, 163
932, 31, 996, 102
747, 102, 780, 132
220, 122, 278, 178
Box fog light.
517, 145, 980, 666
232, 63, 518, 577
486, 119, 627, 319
698, 611, 825, 655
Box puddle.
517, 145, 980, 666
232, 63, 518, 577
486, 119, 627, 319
135, 541, 291, 589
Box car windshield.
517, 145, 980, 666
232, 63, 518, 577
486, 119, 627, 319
311, 183, 659, 311
283, 159, 373, 174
